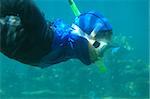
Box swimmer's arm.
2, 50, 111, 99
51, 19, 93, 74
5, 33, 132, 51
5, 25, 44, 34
0, 0, 53, 66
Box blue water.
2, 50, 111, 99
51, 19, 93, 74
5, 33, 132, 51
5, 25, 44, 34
0, 0, 149, 99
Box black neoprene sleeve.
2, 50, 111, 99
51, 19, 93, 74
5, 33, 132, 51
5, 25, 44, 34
0, 0, 53, 66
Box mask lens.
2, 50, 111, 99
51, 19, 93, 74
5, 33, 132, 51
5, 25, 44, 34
93, 41, 100, 48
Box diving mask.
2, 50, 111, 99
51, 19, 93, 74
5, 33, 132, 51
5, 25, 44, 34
71, 23, 109, 57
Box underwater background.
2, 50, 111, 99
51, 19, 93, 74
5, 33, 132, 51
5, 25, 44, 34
0, 0, 149, 99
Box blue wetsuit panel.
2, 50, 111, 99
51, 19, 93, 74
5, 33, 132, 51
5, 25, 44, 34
39, 19, 91, 67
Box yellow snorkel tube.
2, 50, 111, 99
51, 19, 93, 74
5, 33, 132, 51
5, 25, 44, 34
68, 0, 81, 16
68, 0, 107, 73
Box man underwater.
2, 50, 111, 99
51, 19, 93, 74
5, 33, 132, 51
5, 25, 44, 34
0, 0, 112, 69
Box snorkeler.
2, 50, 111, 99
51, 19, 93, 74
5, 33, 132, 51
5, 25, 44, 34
0, 0, 112, 69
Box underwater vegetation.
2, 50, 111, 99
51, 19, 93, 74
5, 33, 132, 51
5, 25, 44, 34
0, 34, 149, 99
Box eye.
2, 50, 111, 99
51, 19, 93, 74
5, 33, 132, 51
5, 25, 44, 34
93, 41, 100, 48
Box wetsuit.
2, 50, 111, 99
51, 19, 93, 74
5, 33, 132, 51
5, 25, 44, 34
0, 0, 55, 66
0, 0, 91, 67
0, 0, 112, 68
